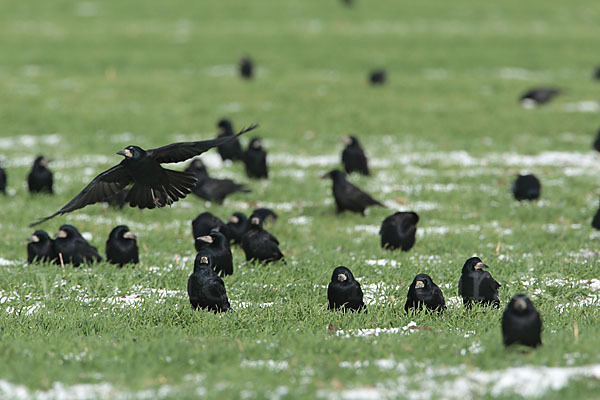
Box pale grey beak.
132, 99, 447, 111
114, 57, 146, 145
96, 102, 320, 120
123, 231, 137, 240
27, 235, 40, 243
228, 216, 239, 224
55, 230, 67, 239
251, 217, 260, 225
474, 262, 488, 270
415, 280, 425, 289
197, 235, 213, 244
200, 256, 209, 264
117, 149, 132, 158
514, 298, 527, 311
337, 273, 347, 282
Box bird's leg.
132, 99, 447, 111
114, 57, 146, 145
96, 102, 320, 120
59, 253, 64, 268
150, 188, 161, 207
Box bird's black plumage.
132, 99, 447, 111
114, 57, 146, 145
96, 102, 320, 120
593, 67, 600, 81
53, 224, 102, 267
185, 158, 250, 204
0, 164, 6, 194
194, 231, 233, 277
593, 129, 600, 152
225, 212, 248, 244
191, 212, 230, 241
327, 266, 365, 311
369, 69, 387, 85
216, 119, 244, 161
241, 217, 284, 263
239, 56, 254, 79
103, 189, 129, 208
27, 230, 57, 264
512, 174, 541, 201
520, 88, 561, 106
502, 294, 542, 347
105, 225, 139, 267
379, 211, 419, 251
458, 257, 501, 308
27, 156, 53, 194
592, 199, 600, 230
322, 169, 384, 215
249, 208, 278, 224
30, 125, 257, 226
342, 136, 370, 176
244, 138, 268, 179
187, 252, 231, 312
404, 273, 446, 313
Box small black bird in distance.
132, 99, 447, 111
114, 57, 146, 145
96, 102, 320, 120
105, 225, 139, 267
342, 136, 370, 176
103, 189, 129, 208
327, 266, 365, 311
27, 156, 53, 194
191, 212, 231, 241
369, 69, 387, 85
340, 0, 354, 6
30, 124, 257, 227
520, 88, 561, 107
512, 174, 541, 201
225, 212, 248, 245
216, 119, 244, 161
379, 211, 419, 251
244, 137, 268, 179
405, 273, 446, 313
27, 230, 57, 264
593, 67, 600, 81
322, 169, 384, 215
458, 257, 501, 308
592, 199, 600, 230
0, 164, 6, 194
239, 56, 254, 79
194, 231, 233, 276
53, 224, 102, 267
185, 158, 250, 204
188, 252, 231, 312
241, 217, 284, 264
249, 207, 278, 224
592, 129, 600, 152
502, 294, 542, 348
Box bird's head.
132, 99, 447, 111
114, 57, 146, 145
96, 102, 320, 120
343, 136, 359, 146
110, 225, 136, 240
193, 251, 213, 272
462, 256, 488, 273
321, 169, 345, 181
249, 217, 262, 227
509, 294, 534, 314
55, 224, 79, 239
249, 138, 262, 150
34, 155, 50, 168
331, 266, 355, 283
27, 230, 51, 244
413, 274, 434, 291
217, 118, 233, 134
117, 146, 144, 160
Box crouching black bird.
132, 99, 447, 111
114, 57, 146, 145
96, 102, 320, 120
226, 212, 248, 244
405, 274, 446, 313
520, 88, 561, 107
244, 138, 268, 179
28, 156, 53, 194
27, 230, 57, 263
0, 164, 6, 194
185, 158, 250, 204
369, 69, 387, 85
502, 294, 542, 348
458, 257, 501, 308
187, 252, 231, 312
380, 211, 419, 251
239, 56, 254, 79
327, 266, 365, 311
194, 231, 233, 276
322, 170, 384, 215
512, 174, 541, 201
241, 217, 284, 263
592, 199, 600, 230
342, 136, 369, 176
249, 207, 278, 224
30, 124, 257, 226
216, 119, 244, 161
106, 225, 139, 266
54, 224, 102, 267
192, 212, 230, 241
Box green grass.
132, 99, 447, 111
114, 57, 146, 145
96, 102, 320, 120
1, 0, 600, 398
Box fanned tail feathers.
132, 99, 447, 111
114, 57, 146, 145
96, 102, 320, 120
126, 170, 197, 209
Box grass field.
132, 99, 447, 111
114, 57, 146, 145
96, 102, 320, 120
1, 0, 600, 398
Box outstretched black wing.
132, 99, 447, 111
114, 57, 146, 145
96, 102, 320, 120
148, 124, 258, 164
30, 165, 132, 226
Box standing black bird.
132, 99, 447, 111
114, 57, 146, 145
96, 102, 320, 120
239, 56, 254, 79
379, 211, 419, 251
30, 125, 257, 226
241, 217, 284, 263
592, 199, 600, 230
194, 231, 233, 276
244, 138, 268, 179
105, 225, 139, 267
27, 156, 53, 194
249, 208, 278, 224
520, 88, 561, 107
593, 67, 600, 81
404, 273, 446, 313
322, 170, 384, 215
342, 136, 370, 176
185, 158, 250, 204
53, 224, 102, 267
27, 230, 57, 264
103, 189, 129, 208
502, 294, 542, 348
369, 69, 387, 85
592, 129, 600, 152
187, 252, 231, 312
458, 257, 501, 308
512, 174, 541, 201
225, 212, 248, 244
0, 164, 6, 194
216, 119, 244, 161
191, 212, 231, 241
327, 266, 365, 311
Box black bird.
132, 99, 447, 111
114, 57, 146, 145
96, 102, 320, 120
458, 257, 501, 308
520, 88, 561, 107
187, 252, 231, 312
342, 136, 370, 176
327, 266, 365, 311
592, 129, 600, 152
369, 69, 387, 85
105, 225, 139, 267
322, 169, 384, 215
249, 207, 278, 224
239, 56, 254, 79
185, 158, 250, 204
30, 125, 257, 226
379, 211, 419, 251
194, 231, 233, 276
103, 189, 129, 208
27, 156, 53, 194
225, 212, 248, 244
53, 224, 102, 267
244, 138, 268, 179
593, 67, 600, 81
502, 294, 542, 348
592, 199, 600, 230
340, 0, 354, 6
404, 273, 446, 313
27, 230, 57, 264
191, 212, 230, 241
216, 119, 244, 161
512, 174, 541, 201
0, 164, 6, 194
241, 217, 284, 263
